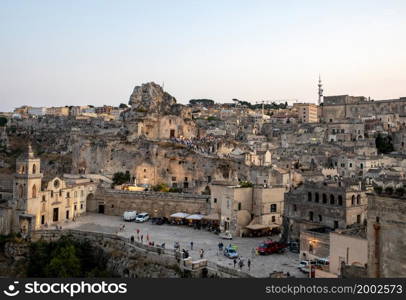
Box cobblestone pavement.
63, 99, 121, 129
63, 213, 306, 278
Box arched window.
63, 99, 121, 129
32, 164, 36, 174
18, 185, 24, 198
322, 193, 327, 204
32, 185, 37, 198
351, 195, 355, 205
357, 195, 361, 205
330, 194, 335, 205
338, 195, 343, 206
307, 192, 312, 202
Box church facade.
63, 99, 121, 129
0, 145, 97, 235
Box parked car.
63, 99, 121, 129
315, 258, 329, 267
256, 240, 287, 255
223, 245, 239, 259
219, 231, 233, 240
288, 241, 299, 253
135, 212, 150, 223
298, 260, 316, 273
123, 211, 137, 222
151, 217, 165, 225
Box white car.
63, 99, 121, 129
135, 212, 150, 223
219, 231, 233, 240
298, 260, 316, 273
298, 260, 310, 273
123, 211, 137, 221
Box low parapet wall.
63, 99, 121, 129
32, 229, 254, 278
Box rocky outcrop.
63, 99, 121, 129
128, 82, 177, 115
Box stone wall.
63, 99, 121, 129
89, 188, 210, 218
31, 229, 254, 278
367, 194, 406, 278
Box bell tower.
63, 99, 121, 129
13, 144, 43, 214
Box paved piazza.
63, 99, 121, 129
62, 213, 306, 278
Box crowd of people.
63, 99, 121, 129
170, 135, 222, 155
122, 225, 256, 274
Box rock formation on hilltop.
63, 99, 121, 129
128, 82, 177, 115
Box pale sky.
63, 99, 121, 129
1, 0, 405, 112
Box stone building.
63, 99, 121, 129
328, 228, 367, 276
284, 179, 368, 242
321, 95, 406, 123
367, 193, 406, 277
0, 145, 96, 235
293, 103, 319, 123
46, 106, 70, 116
210, 183, 286, 236
326, 121, 364, 143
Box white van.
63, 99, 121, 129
123, 211, 137, 221
135, 212, 150, 223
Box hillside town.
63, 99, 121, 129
0, 80, 405, 278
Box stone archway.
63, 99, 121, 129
86, 193, 96, 213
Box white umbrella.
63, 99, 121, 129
186, 214, 205, 220
170, 212, 190, 218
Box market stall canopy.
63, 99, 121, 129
170, 212, 190, 218
245, 224, 270, 230
186, 214, 205, 220
203, 213, 220, 221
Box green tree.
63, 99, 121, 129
373, 186, 383, 195
395, 187, 405, 197
112, 171, 131, 185
45, 244, 81, 277
375, 133, 394, 154
239, 181, 253, 188
384, 186, 394, 195
151, 183, 170, 192
0, 116, 7, 127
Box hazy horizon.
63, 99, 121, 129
1, 0, 406, 112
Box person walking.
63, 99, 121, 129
200, 249, 204, 259
233, 258, 237, 268
248, 259, 251, 271
190, 241, 194, 250
239, 259, 243, 271
141, 235, 144, 243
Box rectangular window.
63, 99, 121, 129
270, 204, 277, 212
80, 204, 83, 210
238, 202, 242, 210
41, 215, 45, 225
66, 210, 70, 220
74, 205, 77, 211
